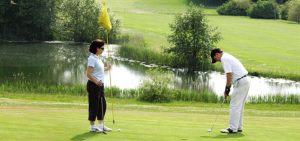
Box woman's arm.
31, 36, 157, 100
104, 63, 111, 71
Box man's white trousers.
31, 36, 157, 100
229, 77, 250, 132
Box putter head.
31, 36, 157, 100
207, 129, 212, 132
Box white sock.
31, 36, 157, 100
98, 120, 104, 127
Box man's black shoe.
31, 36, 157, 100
220, 128, 237, 134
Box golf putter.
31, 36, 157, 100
208, 98, 226, 133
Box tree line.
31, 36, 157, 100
0, 0, 120, 42
216, 0, 300, 23
188, 0, 288, 6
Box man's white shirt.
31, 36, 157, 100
221, 52, 248, 82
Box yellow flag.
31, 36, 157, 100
99, 3, 112, 31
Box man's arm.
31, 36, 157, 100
224, 72, 233, 98
226, 73, 232, 86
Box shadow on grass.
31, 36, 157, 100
71, 132, 100, 141
201, 133, 245, 139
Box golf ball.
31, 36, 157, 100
207, 129, 212, 132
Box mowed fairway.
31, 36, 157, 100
107, 0, 300, 79
1, 98, 300, 141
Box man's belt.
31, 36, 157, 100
236, 74, 247, 82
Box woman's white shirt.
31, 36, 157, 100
87, 53, 105, 82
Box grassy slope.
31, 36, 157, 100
1, 94, 300, 141
106, 0, 300, 80
209, 16, 300, 78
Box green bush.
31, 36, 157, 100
248, 94, 300, 104
137, 69, 220, 103
138, 70, 173, 103
105, 86, 139, 99
173, 89, 218, 102
138, 83, 172, 103
248, 0, 280, 19
217, 0, 252, 16
288, 0, 300, 23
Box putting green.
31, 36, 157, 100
0, 98, 299, 141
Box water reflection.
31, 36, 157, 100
0, 42, 89, 85
209, 72, 300, 96
173, 70, 211, 92
105, 60, 145, 89
0, 42, 300, 97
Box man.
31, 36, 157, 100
211, 48, 250, 134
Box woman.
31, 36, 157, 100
86, 39, 112, 132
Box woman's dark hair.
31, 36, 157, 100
89, 39, 105, 54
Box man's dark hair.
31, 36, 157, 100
211, 48, 223, 63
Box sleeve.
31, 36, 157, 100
87, 57, 95, 68
222, 58, 232, 73
100, 57, 106, 64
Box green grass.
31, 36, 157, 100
209, 16, 300, 80
2, 75, 300, 104
1, 93, 300, 141
2, 81, 300, 104
106, 0, 300, 80
110, 0, 216, 50
2, 92, 300, 111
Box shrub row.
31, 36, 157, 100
217, 0, 251, 16
217, 0, 300, 23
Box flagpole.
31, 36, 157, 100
99, 0, 115, 124
106, 31, 115, 124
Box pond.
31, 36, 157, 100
0, 42, 299, 97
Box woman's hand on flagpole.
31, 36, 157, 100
105, 63, 111, 71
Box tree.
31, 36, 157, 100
55, 0, 120, 42
0, 0, 57, 41
248, 0, 280, 19
56, 0, 100, 42
167, 4, 221, 73
288, 0, 300, 23
187, 0, 229, 6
